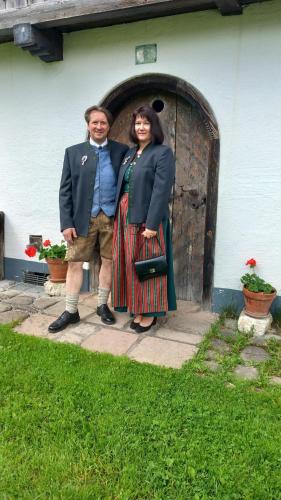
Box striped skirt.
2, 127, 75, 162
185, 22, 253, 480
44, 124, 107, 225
112, 193, 169, 315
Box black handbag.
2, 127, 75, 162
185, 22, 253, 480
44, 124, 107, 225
134, 235, 168, 282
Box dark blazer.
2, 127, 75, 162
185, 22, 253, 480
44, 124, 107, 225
59, 139, 129, 236
115, 143, 175, 231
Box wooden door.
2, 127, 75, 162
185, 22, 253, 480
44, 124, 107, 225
107, 91, 211, 303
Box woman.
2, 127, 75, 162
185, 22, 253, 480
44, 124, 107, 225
112, 105, 177, 332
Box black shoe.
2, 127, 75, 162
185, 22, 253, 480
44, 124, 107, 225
135, 317, 157, 333
97, 304, 116, 325
130, 319, 140, 330
48, 310, 80, 333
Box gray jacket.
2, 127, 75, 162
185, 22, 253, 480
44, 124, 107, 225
115, 143, 175, 231
59, 139, 129, 236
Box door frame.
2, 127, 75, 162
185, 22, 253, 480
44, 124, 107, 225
100, 73, 219, 308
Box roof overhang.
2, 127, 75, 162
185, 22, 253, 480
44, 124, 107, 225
0, 0, 270, 61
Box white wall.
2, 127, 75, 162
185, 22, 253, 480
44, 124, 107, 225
0, 0, 280, 294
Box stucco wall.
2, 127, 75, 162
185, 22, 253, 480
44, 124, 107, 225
0, 0, 280, 296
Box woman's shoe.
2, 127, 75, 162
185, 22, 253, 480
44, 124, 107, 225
130, 320, 139, 330
130, 315, 142, 330
135, 317, 157, 333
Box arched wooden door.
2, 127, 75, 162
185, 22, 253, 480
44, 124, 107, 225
109, 90, 212, 304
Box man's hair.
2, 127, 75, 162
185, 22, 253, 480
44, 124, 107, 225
84, 105, 113, 126
129, 105, 164, 145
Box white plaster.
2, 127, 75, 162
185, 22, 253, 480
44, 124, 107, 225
0, 0, 281, 296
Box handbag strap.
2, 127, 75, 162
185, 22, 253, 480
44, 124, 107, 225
135, 233, 163, 260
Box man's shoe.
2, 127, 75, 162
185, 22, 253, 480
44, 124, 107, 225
48, 310, 80, 333
97, 304, 116, 325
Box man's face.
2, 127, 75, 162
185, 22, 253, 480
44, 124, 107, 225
87, 111, 110, 144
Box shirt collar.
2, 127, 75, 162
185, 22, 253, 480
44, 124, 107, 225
89, 137, 108, 148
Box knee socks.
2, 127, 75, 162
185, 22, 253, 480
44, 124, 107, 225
98, 287, 110, 306
65, 293, 79, 314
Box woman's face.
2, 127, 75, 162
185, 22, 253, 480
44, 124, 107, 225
134, 115, 152, 145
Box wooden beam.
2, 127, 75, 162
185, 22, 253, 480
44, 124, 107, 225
0, 0, 266, 44
0, 0, 228, 32
215, 0, 242, 15
13, 23, 63, 61
0, 212, 4, 280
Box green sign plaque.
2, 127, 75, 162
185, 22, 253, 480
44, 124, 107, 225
135, 44, 157, 65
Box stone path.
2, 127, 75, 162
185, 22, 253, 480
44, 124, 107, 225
0, 280, 216, 369
202, 317, 281, 385
1, 280, 281, 382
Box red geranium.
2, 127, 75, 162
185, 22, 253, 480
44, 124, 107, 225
24, 239, 66, 260
246, 258, 256, 268
25, 246, 37, 258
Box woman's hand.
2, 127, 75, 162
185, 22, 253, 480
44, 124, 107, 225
142, 228, 157, 239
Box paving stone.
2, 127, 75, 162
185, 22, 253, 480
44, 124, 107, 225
42, 301, 93, 320
10, 283, 35, 292
219, 328, 237, 340
234, 365, 258, 380
0, 310, 30, 324
0, 290, 21, 299
240, 346, 270, 363
224, 318, 238, 330
0, 280, 16, 291
269, 376, 281, 385
165, 308, 216, 335
264, 333, 281, 342
249, 336, 267, 347
6, 295, 34, 306
33, 297, 60, 310
128, 337, 197, 368
81, 329, 137, 356
0, 303, 12, 313
57, 332, 84, 345
79, 293, 98, 308
204, 360, 219, 372
249, 334, 281, 347
85, 310, 130, 329
16, 314, 55, 337
211, 338, 231, 354
155, 328, 202, 345
205, 349, 218, 361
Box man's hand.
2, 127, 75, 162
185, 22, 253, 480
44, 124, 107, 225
142, 228, 157, 239
62, 228, 77, 245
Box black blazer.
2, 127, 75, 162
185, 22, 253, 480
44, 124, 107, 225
59, 139, 129, 236
115, 143, 175, 231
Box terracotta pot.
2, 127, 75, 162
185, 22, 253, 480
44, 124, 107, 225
46, 258, 68, 283
243, 286, 276, 318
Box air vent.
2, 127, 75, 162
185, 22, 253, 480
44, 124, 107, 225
23, 271, 48, 286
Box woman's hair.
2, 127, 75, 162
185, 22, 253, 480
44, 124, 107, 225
129, 105, 164, 145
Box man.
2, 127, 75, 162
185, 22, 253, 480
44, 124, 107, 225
48, 105, 128, 333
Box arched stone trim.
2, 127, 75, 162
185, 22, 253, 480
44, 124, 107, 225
100, 74, 219, 308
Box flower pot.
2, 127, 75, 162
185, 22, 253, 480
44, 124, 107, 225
243, 286, 276, 318
46, 258, 68, 283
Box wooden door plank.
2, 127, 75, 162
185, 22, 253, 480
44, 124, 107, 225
173, 97, 210, 302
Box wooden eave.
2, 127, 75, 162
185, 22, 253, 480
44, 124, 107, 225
0, 0, 270, 44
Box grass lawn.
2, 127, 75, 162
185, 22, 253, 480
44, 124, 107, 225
0, 324, 281, 499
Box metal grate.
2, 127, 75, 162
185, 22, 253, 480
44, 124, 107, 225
22, 271, 48, 286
